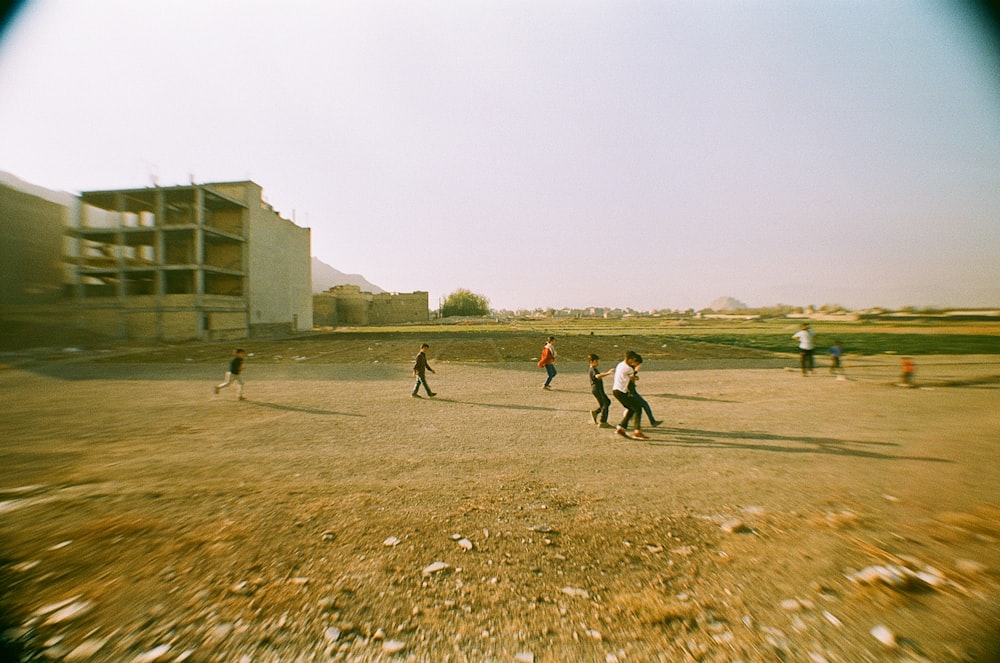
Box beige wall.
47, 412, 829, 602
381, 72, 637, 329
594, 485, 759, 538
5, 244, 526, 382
369, 291, 429, 324
0, 184, 67, 305
240, 182, 313, 334
313, 287, 429, 326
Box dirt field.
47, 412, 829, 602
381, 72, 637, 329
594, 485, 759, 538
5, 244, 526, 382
1, 334, 998, 662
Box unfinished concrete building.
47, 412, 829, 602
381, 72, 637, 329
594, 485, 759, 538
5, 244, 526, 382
69, 180, 311, 341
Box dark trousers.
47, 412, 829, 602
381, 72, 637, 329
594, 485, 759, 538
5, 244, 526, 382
612, 389, 642, 429
800, 349, 814, 374
544, 363, 557, 386
412, 372, 432, 396
631, 391, 655, 426
591, 388, 611, 422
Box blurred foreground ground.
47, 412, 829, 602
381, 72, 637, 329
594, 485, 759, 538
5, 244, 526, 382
0, 336, 998, 662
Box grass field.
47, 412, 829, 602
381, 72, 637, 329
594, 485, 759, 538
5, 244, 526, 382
318, 318, 1000, 357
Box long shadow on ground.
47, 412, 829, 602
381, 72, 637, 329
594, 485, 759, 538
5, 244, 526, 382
247, 400, 364, 417
648, 392, 739, 403
644, 426, 954, 462
428, 397, 569, 412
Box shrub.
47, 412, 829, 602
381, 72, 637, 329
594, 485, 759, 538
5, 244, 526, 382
440, 289, 490, 317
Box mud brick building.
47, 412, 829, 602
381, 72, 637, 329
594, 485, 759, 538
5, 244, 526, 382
313, 285, 428, 326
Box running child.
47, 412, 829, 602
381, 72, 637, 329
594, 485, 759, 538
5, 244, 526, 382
587, 353, 613, 427
612, 351, 648, 440
628, 357, 662, 427
215, 348, 247, 400
829, 340, 845, 378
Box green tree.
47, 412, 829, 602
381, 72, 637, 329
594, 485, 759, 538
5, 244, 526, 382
439, 289, 490, 317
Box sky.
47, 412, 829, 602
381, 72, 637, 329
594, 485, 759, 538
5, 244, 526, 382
1, 1, 999, 312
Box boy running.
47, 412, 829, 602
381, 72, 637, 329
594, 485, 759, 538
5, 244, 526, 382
587, 353, 613, 427
215, 348, 247, 400
612, 351, 648, 440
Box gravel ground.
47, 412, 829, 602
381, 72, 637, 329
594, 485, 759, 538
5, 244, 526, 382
0, 338, 998, 662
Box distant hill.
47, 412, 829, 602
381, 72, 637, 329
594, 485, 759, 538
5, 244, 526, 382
708, 296, 748, 311
312, 257, 385, 294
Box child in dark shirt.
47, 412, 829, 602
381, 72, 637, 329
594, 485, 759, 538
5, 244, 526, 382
411, 343, 437, 398
587, 353, 613, 427
215, 348, 247, 400
627, 359, 661, 427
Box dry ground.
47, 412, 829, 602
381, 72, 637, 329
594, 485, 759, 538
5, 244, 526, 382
0, 338, 998, 662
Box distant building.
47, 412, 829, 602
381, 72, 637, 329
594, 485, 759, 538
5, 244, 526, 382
313, 285, 428, 326
1, 175, 312, 343
708, 296, 748, 311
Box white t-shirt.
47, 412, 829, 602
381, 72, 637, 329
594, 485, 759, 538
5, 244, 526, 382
613, 361, 634, 392
793, 329, 815, 350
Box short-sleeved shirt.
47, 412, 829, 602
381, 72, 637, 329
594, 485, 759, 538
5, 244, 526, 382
793, 329, 815, 350
613, 361, 634, 393
589, 365, 605, 391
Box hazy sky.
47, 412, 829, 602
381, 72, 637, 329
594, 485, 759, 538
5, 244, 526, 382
1, 1, 998, 311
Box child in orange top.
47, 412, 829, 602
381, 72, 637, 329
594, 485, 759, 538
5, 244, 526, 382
900, 357, 916, 387
538, 336, 557, 390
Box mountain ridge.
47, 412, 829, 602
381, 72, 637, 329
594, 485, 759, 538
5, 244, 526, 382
311, 257, 385, 294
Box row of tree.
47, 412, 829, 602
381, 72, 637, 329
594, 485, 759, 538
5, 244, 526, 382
437, 289, 974, 319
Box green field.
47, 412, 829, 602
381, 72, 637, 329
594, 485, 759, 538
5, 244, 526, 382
4, 317, 998, 364
356, 318, 1000, 357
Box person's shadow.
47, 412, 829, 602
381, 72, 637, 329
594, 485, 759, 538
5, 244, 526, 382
247, 400, 363, 417
645, 426, 952, 462
429, 397, 566, 412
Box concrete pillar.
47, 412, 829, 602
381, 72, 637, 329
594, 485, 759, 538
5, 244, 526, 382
193, 186, 206, 339
153, 187, 165, 340
71, 197, 83, 300
115, 192, 127, 338
153, 188, 166, 297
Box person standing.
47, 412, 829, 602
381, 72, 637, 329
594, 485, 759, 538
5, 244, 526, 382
215, 348, 247, 400
612, 351, 648, 440
411, 343, 437, 398
793, 324, 816, 376
538, 336, 557, 390
587, 353, 613, 427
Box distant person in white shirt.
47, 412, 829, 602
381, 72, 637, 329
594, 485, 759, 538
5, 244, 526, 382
611, 351, 648, 440
792, 324, 816, 376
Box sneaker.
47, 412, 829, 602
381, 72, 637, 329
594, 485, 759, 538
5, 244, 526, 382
650, 420, 663, 427
632, 430, 649, 440
542, 385, 552, 390
599, 422, 613, 428
591, 410, 600, 424
615, 426, 631, 439
411, 393, 422, 398
428, 392, 437, 397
